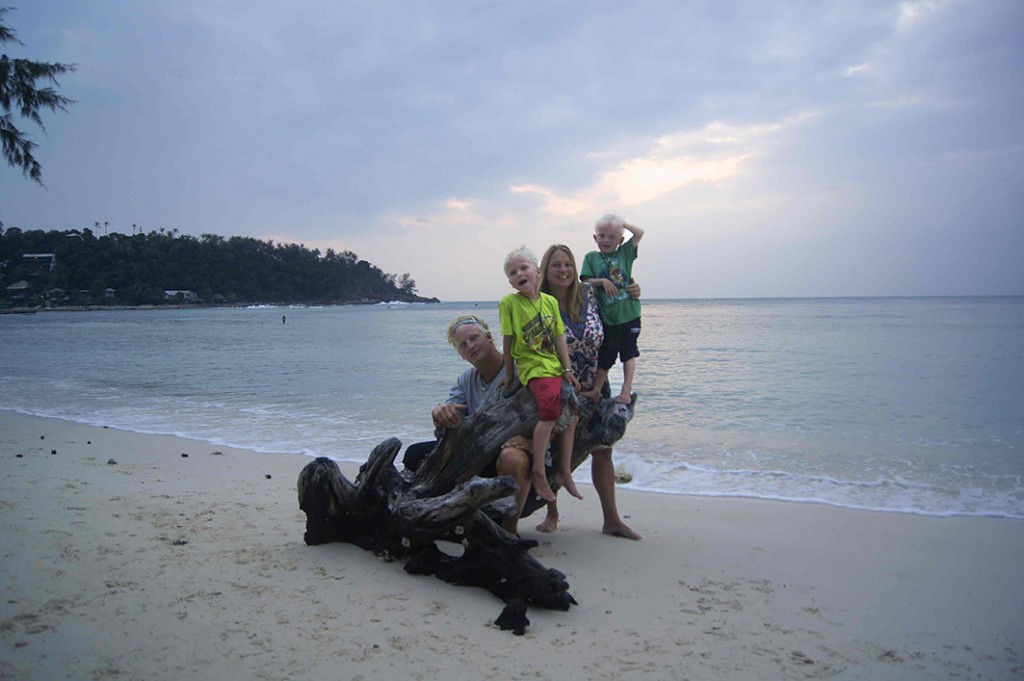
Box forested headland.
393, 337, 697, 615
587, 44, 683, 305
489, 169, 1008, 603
0, 225, 438, 308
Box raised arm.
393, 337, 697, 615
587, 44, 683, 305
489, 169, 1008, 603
624, 221, 645, 245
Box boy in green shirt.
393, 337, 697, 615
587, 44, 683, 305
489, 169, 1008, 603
580, 214, 646, 404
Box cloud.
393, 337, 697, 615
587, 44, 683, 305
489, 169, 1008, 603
510, 113, 817, 216
2, 1, 1020, 300
844, 62, 875, 77
896, 0, 951, 32
298, 110, 826, 301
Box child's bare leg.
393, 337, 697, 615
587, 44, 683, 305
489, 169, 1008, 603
553, 419, 583, 499
536, 499, 559, 533
617, 357, 636, 404
496, 439, 532, 535
531, 419, 557, 502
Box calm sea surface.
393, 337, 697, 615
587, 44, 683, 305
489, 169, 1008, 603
2, 297, 1022, 518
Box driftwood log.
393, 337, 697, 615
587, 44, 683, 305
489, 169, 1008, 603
297, 382, 636, 626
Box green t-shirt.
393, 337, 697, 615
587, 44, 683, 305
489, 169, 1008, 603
580, 238, 641, 325
498, 291, 565, 386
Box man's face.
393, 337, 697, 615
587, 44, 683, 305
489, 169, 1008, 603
453, 324, 491, 363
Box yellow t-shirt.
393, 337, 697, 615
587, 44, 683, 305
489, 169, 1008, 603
499, 292, 565, 385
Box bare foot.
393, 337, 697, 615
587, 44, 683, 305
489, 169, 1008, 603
603, 520, 641, 540
536, 515, 558, 533
532, 470, 556, 502
554, 471, 584, 500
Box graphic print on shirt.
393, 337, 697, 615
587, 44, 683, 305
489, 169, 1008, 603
598, 255, 630, 304
522, 310, 556, 354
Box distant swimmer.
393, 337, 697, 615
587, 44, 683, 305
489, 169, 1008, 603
282, 315, 287, 324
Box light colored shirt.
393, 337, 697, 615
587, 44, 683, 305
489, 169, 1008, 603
446, 363, 508, 414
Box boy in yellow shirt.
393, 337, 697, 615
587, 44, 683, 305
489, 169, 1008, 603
499, 247, 582, 503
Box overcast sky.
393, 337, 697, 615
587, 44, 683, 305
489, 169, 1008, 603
2, 1, 1021, 301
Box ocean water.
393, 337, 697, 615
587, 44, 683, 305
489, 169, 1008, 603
2, 297, 1022, 519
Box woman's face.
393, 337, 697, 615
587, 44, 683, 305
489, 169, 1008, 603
544, 249, 576, 289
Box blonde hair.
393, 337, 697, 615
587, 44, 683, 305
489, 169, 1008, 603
503, 245, 538, 273
446, 314, 491, 348
595, 213, 625, 234
540, 244, 584, 323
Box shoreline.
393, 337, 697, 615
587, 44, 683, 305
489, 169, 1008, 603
0, 298, 443, 314
2, 411, 1022, 680
5, 294, 1022, 316
3, 408, 1018, 522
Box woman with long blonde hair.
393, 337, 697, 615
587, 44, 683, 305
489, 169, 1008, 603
537, 244, 641, 539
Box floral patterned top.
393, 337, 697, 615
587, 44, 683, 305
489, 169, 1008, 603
560, 285, 605, 392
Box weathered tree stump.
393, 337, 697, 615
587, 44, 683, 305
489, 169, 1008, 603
296, 382, 636, 627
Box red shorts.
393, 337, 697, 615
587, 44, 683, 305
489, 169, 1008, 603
529, 376, 563, 421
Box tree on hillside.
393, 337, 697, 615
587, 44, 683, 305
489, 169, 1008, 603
397, 273, 417, 294
0, 227, 437, 306
0, 6, 76, 184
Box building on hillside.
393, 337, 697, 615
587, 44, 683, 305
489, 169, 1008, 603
5, 280, 32, 305
22, 253, 56, 272
164, 290, 202, 303
45, 288, 68, 307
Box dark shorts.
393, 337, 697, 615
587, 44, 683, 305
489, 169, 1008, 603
402, 440, 435, 473
529, 376, 563, 421
598, 317, 641, 370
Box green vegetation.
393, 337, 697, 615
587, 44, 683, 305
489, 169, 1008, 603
0, 225, 435, 307
1, 7, 76, 185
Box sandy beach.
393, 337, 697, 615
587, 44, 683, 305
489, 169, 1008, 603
1, 411, 1021, 680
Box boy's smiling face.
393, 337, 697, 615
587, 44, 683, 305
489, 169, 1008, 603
594, 223, 624, 254
505, 256, 540, 297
